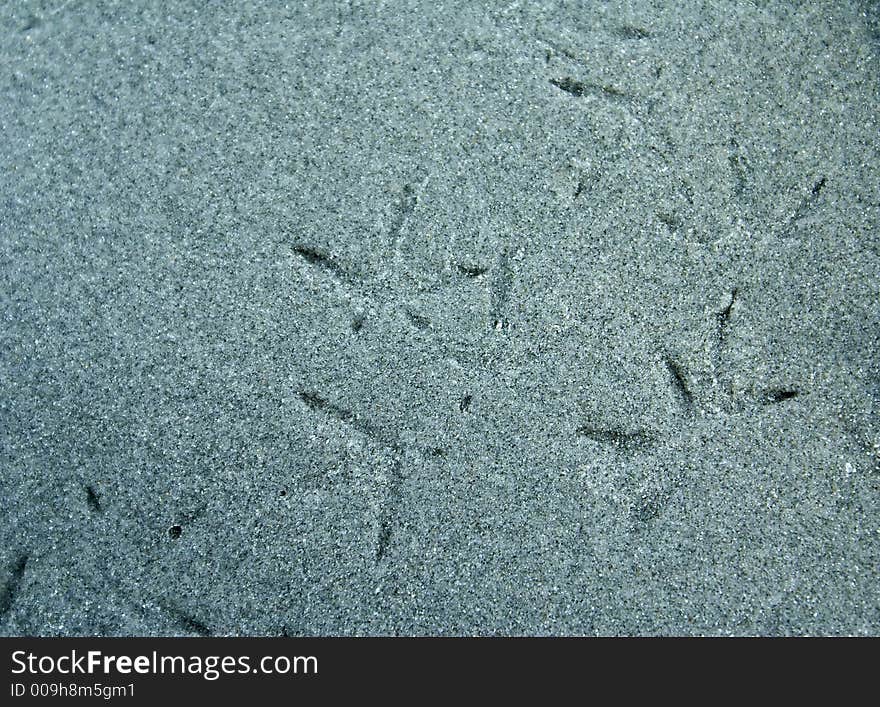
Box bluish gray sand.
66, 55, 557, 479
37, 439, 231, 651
1, 0, 878, 635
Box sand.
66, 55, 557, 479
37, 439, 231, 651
1, 0, 878, 635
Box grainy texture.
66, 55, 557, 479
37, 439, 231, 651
1, 0, 878, 635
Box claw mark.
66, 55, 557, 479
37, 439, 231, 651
298, 391, 396, 448
293, 244, 353, 283
714, 289, 738, 383
728, 139, 749, 197
765, 389, 799, 404
0, 553, 28, 619
550, 76, 628, 103
664, 356, 694, 415
299, 390, 355, 425
541, 37, 580, 64
550, 76, 586, 97
716, 288, 738, 355
405, 308, 431, 330
490, 248, 514, 330
85, 485, 101, 513
788, 176, 827, 226
616, 25, 651, 40
457, 263, 489, 278
460, 394, 472, 412
576, 426, 656, 452
179, 614, 211, 637
657, 212, 682, 231
376, 518, 394, 561
163, 604, 212, 636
